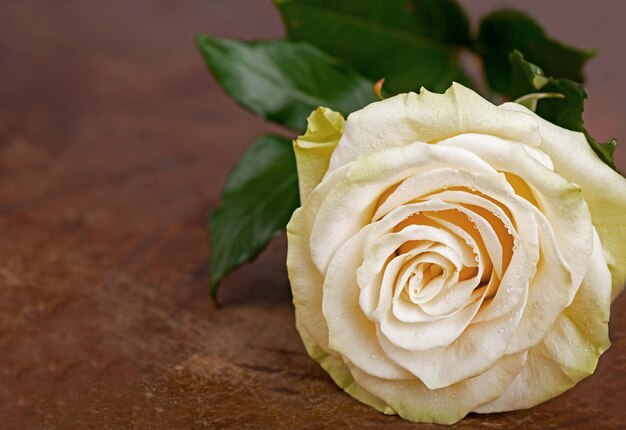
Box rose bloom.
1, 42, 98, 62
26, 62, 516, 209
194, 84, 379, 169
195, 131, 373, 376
286, 83, 626, 424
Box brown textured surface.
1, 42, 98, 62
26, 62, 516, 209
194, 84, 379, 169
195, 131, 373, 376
1, 0, 625, 428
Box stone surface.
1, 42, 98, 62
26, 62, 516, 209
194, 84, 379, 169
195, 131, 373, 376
0, 0, 624, 428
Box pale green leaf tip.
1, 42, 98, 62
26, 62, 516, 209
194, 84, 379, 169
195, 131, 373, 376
514, 92, 565, 111
532, 75, 550, 89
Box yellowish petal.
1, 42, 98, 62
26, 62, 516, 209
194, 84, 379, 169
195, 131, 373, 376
294, 107, 345, 203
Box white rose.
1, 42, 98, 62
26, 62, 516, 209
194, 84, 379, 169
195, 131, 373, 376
286, 83, 626, 424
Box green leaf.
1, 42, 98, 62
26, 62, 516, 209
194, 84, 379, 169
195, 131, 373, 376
509, 50, 618, 170
533, 78, 586, 132
274, 0, 473, 93
209, 135, 299, 298
509, 50, 584, 129
478, 9, 594, 94
196, 35, 376, 131
585, 134, 618, 170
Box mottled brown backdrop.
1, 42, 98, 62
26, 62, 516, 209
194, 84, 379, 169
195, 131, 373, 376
0, 0, 624, 429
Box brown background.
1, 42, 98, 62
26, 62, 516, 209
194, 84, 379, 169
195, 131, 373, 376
0, 1, 624, 429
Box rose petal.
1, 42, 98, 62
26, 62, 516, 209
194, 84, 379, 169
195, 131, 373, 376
294, 107, 345, 203
439, 133, 591, 297
357, 222, 471, 320
287, 163, 353, 355
475, 229, 611, 412
501, 102, 626, 298
327, 83, 541, 174
322, 225, 413, 380
310, 142, 498, 275
437, 134, 592, 351
375, 251, 485, 351
375, 238, 530, 389
349, 350, 528, 425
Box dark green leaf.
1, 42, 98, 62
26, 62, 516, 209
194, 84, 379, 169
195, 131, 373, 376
478, 9, 594, 94
209, 135, 299, 298
585, 134, 618, 170
534, 79, 586, 132
509, 50, 550, 98
509, 50, 585, 130
274, 0, 473, 93
196, 35, 376, 131
509, 50, 617, 170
